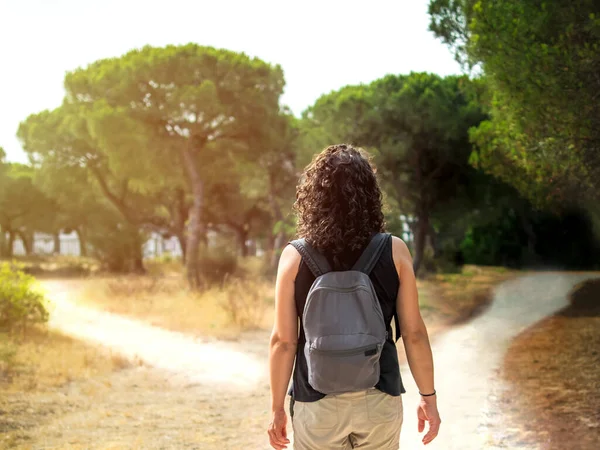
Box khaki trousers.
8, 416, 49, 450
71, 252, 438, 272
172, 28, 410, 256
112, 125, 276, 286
292, 389, 403, 449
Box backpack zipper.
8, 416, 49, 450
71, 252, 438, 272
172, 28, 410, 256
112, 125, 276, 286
309, 343, 381, 356
309, 285, 372, 295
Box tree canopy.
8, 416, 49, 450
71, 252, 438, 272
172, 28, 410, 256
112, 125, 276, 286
429, 0, 600, 206
302, 73, 487, 274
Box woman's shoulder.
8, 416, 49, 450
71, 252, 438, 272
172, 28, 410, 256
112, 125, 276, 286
389, 235, 413, 270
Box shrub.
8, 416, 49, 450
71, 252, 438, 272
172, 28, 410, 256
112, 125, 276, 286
0, 262, 48, 331
220, 277, 271, 329
0, 335, 18, 381
199, 247, 238, 287
236, 256, 276, 280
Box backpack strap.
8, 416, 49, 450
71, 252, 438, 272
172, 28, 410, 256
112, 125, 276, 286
352, 233, 390, 274
289, 238, 332, 277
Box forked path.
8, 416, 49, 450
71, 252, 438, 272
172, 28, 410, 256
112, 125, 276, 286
399, 272, 599, 450
43, 281, 266, 390
37, 274, 598, 449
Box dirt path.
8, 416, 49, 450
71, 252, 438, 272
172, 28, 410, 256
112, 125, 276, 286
398, 272, 599, 450
45, 282, 266, 390
21, 274, 598, 449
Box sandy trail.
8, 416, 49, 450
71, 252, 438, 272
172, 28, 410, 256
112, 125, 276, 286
44, 281, 265, 390
32, 273, 598, 449
399, 272, 599, 450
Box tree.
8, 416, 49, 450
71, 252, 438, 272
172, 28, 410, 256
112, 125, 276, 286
63, 44, 285, 288
0, 162, 55, 257
305, 73, 486, 275
18, 105, 161, 271
429, 0, 600, 205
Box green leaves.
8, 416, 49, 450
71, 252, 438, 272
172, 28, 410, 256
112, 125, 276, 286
0, 262, 48, 332
429, 0, 600, 206
302, 72, 487, 273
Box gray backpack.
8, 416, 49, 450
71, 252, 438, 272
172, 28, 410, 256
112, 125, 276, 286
290, 233, 391, 395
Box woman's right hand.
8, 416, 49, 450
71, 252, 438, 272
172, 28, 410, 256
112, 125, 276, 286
417, 395, 441, 445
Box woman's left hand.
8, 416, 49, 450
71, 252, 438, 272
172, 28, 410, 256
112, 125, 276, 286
268, 408, 290, 449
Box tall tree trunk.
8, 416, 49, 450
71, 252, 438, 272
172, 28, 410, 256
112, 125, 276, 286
174, 187, 188, 263
237, 226, 249, 257
53, 232, 61, 255
129, 231, 146, 274
132, 246, 145, 273
519, 207, 537, 264
176, 232, 187, 262
18, 231, 33, 256
267, 172, 286, 270
413, 210, 429, 277
75, 227, 87, 257
428, 223, 439, 258
0, 226, 6, 258
271, 232, 287, 270
182, 146, 204, 290
7, 231, 15, 258
265, 232, 276, 265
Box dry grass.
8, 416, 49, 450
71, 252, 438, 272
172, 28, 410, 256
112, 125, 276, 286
417, 265, 516, 328
7, 255, 99, 278
497, 278, 600, 449
0, 326, 130, 393
77, 275, 274, 339
0, 325, 134, 446
73, 264, 513, 342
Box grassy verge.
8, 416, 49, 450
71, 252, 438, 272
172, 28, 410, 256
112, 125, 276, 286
1, 255, 99, 279
498, 278, 600, 449
76, 275, 274, 340
1, 327, 131, 393
73, 264, 515, 340
0, 326, 133, 446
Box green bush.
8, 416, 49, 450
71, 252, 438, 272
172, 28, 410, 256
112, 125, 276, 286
199, 247, 239, 287
236, 256, 276, 280
0, 262, 48, 331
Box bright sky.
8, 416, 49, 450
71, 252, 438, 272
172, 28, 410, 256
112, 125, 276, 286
0, 0, 461, 163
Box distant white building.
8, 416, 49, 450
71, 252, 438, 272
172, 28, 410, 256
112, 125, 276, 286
8, 231, 183, 259
10, 231, 80, 256
143, 233, 184, 258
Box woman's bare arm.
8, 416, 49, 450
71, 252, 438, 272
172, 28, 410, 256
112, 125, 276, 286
268, 245, 300, 449
392, 236, 441, 445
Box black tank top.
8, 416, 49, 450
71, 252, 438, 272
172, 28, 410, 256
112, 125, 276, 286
290, 234, 405, 402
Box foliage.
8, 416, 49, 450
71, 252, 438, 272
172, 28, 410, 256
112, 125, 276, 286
198, 246, 239, 287
461, 207, 600, 269
86, 220, 146, 273
60, 44, 286, 287
0, 160, 57, 257
429, 0, 600, 205
0, 262, 48, 331
303, 73, 487, 274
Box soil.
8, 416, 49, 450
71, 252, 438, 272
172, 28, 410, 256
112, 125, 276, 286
2, 273, 598, 449
492, 277, 600, 450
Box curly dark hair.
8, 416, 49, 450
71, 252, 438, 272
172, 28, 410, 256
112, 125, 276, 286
294, 144, 385, 257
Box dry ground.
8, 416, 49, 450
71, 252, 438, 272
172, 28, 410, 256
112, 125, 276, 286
1, 264, 516, 449
1, 327, 135, 448
495, 278, 600, 449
